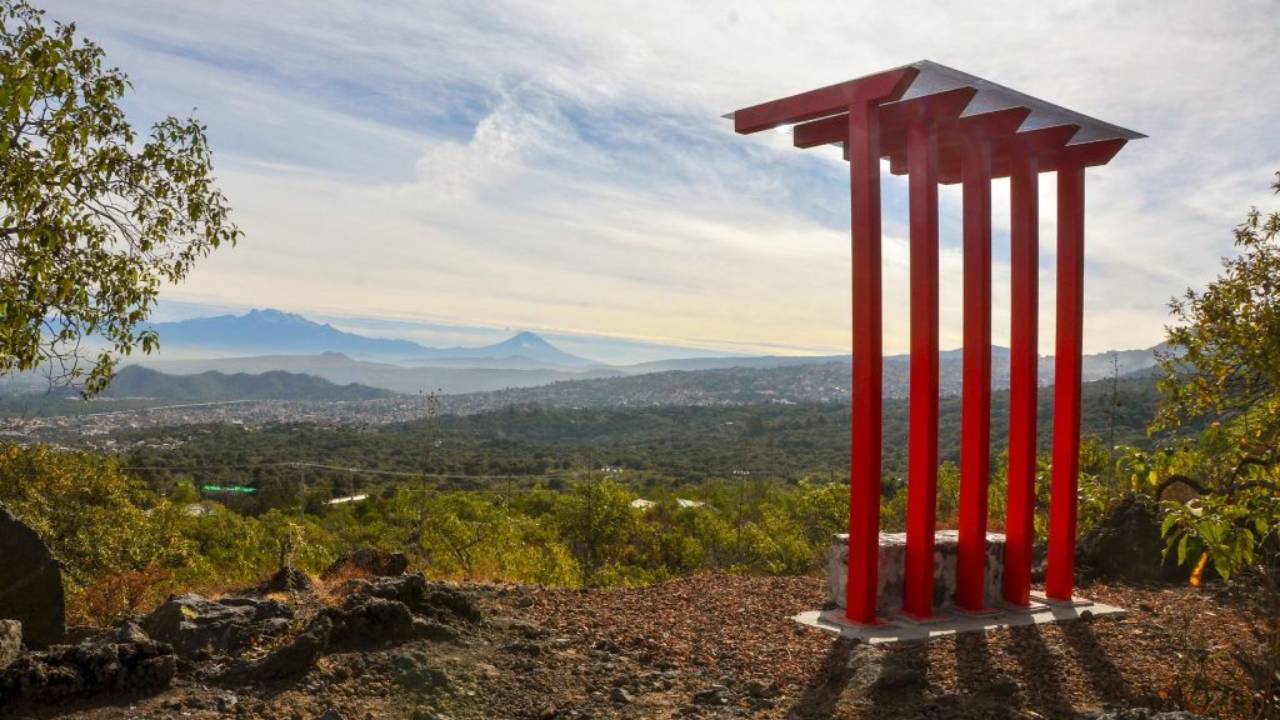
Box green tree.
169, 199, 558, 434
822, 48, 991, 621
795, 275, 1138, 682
170, 477, 200, 504
1152, 173, 1280, 579
0, 1, 239, 396
557, 474, 635, 583
1156, 172, 1280, 467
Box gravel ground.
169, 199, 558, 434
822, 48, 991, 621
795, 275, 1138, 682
516, 574, 1263, 720
4, 574, 1263, 720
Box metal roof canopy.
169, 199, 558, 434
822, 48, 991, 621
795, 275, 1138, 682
728, 60, 1144, 183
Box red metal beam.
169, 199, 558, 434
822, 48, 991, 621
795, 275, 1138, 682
954, 132, 994, 613
950, 107, 1032, 140
902, 119, 941, 620
1046, 164, 1087, 601
792, 87, 977, 149
734, 67, 918, 134
1002, 149, 1041, 608
937, 125, 1079, 183
877, 108, 1032, 178
846, 100, 885, 625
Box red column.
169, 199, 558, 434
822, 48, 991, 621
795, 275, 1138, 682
1046, 165, 1086, 600
903, 120, 940, 620
1002, 152, 1039, 608
955, 134, 993, 612
846, 101, 884, 624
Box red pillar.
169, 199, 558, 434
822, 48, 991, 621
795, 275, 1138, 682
846, 101, 884, 624
955, 134, 993, 612
1002, 153, 1039, 608
1046, 165, 1086, 600
903, 120, 940, 620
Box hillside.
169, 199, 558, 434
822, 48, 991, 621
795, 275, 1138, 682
135, 353, 625, 395
101, 366, 396, 402
441, 359, 1163, 413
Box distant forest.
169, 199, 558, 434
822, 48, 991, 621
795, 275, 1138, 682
118, 373, 1179, 508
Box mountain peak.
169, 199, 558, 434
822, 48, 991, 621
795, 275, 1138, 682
245, 308, 310, 324
507, 331, 553, 346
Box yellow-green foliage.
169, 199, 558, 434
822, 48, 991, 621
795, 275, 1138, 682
0, 440, 1140, 626
0, 444, 334, 623
0, 444, 192, 621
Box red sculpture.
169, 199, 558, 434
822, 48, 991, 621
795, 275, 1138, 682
731, 61, 1142, 624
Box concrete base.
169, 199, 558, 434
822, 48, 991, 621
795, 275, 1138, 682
815, 530, 1125, 643
827, 531, 1006, 615
795, 600, 1125, 645
1002, 599, 1052, 614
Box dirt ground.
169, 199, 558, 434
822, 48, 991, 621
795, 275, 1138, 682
3, 574, 1265, 720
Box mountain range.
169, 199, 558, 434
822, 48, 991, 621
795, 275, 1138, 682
17, 308, 1162, 401
146, 309, 599, 367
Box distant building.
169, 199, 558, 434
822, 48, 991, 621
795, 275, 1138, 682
327, 494, 368, 506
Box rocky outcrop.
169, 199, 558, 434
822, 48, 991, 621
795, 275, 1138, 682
223, 579, 472, 684
326, 595, 418, 649
142, 594, 293, 660
235, 615, 332, 681
1077, 494, 1185, 583
353, 574, 481, 624
0, 505, 65, 648
323, 548, 409, 578
326, 594, 459, 649
0, 623, 175, 702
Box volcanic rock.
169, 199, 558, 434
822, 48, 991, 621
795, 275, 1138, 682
1077, 494, 1185, 582
142, 594, 258, 660
243, 615, 332, 681
356, 574, 481, 624
326, 595, 419, 649
0, 627, 175, 702
0, 504, 65, 648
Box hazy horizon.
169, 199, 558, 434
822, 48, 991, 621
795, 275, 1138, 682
142, 302, 1162, 367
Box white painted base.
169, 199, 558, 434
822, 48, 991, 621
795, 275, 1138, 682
1031, 591, 1093, 608
795, 598, 1125, 645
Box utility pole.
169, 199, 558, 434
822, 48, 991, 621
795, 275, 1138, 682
297, 465, 306, 522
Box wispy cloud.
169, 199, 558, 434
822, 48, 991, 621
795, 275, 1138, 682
41, 0, 1280, 356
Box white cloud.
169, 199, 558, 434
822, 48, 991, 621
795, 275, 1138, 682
39, 0, 1280, 356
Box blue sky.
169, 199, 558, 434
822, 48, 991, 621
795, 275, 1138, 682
40, 0, 1280, 359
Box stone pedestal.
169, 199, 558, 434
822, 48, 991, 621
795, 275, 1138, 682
826, 530, 1006, 614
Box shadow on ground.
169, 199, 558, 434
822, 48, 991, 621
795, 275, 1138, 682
786, 621, 1135, 719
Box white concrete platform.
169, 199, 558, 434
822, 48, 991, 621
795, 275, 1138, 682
793, 597, 1126, 645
